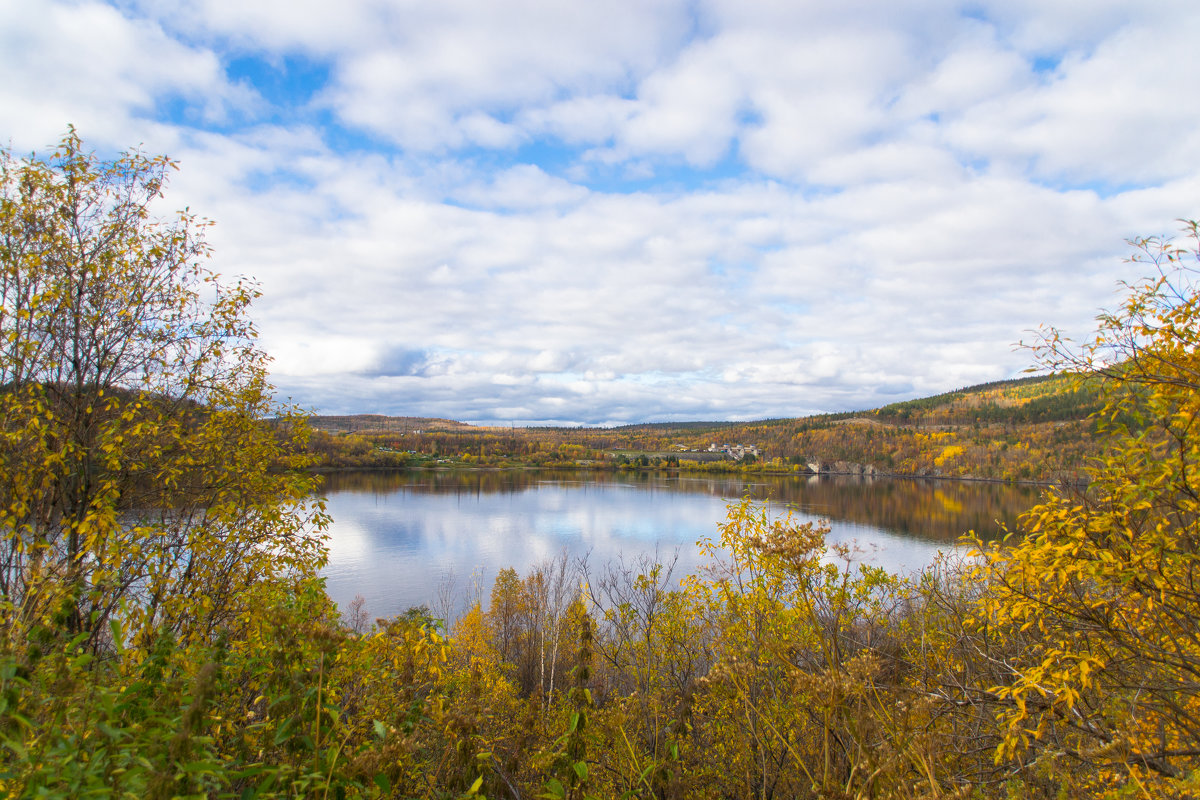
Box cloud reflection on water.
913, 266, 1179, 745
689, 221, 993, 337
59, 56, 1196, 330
319, 471, 1037, 621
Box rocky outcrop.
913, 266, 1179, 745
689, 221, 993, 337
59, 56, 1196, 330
809, 461, 881, 477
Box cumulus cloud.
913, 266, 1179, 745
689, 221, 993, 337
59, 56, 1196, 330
3, 0, 1200, 424
0, 2, 255, 152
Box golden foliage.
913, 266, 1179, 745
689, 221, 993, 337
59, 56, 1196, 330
5, 134, 1200, 800
0, 130, 327, 656
973, 223, 1200, 796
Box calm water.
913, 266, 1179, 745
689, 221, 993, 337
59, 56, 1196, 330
318, 470, 1043, 621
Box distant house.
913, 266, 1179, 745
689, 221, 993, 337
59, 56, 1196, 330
707, 443, 761, 461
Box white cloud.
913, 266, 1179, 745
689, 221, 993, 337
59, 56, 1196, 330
4, 0, 1200, 423
615, 37, 746, 166
520, 95, 635, 146
0, 0, 255, 151
292, 0, 692, 150
450, 164, 589, 210
894, 23, 1032, 120
939, 15, 1200, 185
128, 0, 372, 54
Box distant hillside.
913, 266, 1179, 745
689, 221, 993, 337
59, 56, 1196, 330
873, 374, 1102, 426
306, 414, 475, 434
306, 373, 1105, 482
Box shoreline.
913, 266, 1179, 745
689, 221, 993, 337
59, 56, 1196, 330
308, 461, 1077, 489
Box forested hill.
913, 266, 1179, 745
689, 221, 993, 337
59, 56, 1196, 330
601, 374, 1099, 433
306, 414, 475, 434
873, 374, 1102, 425
307, 373, 1103, 482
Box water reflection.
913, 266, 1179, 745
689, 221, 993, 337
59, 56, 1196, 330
319, 470, 1041, 621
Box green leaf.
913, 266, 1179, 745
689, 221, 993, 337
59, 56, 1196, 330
109, 618, 124, 657
538, 778, 566, 799
272, 717, 296, 745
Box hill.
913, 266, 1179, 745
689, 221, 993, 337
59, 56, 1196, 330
306, 373, 1103, 482
305, 414, 475, 434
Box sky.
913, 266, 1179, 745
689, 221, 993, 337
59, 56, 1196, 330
2, 0, 1199, 426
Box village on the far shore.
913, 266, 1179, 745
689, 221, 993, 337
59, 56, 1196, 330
671, 442, 761, 461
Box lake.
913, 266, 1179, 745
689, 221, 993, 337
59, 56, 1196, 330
318, 469, 1043, 622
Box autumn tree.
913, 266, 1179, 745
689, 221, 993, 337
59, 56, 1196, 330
484, 552, 581, 705
975, 221, 1200, 795
0, 129, 327, 652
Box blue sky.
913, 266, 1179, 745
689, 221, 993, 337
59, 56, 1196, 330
3, 0, 1199, 425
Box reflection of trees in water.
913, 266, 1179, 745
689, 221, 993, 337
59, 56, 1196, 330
319, 470, 1040, 544
321, 468, 599, 495
761, 475, 1042, 542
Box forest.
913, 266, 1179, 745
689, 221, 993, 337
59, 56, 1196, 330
3, 134, 1200, 799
